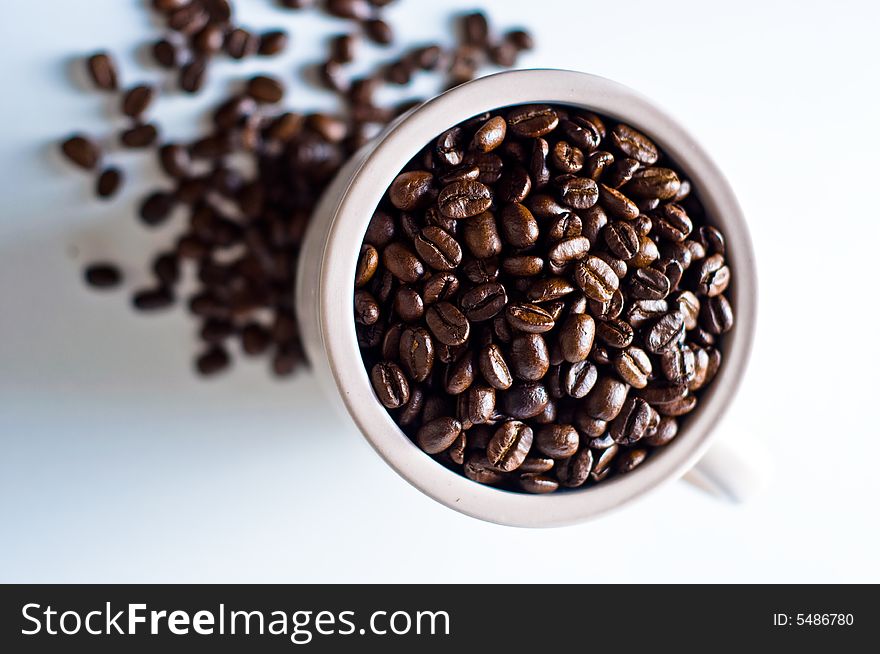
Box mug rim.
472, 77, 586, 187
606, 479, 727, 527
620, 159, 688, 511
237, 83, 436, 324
315, 69, 757, 527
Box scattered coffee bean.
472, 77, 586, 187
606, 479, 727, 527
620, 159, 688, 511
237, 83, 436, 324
95, 167, 123, 199
61, 135, 100, 170
86, 52, 118, 90
84, 263, 122, 289
121, 85, 155, 118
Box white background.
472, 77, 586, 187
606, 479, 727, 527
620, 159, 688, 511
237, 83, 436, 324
1, 0, 878, 582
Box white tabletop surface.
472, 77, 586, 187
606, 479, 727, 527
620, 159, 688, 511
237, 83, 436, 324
1, 0, 878, 583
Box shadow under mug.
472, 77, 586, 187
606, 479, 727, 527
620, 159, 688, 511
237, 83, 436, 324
296, 69, 761, 527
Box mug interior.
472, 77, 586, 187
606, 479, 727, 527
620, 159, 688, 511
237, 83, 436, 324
316, 69, 756, 527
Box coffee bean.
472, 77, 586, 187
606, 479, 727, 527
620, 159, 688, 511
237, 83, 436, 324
558, 175, 598, 210
560, 118, 601, 152
614, 346, 652, 388
661, 344, 696, 384
637, 382, 688, 407
574, 256, 619, 302
438, 180, 492, 219
595, 317, 633, 349
626, 167, 681, 200
463, 452, 503, 484
393, 286, 424, 322
414, 226, 462, 271
471, 116, 507, 153
526, 277, 575, 303
585, 376, 629, 421
630, 266, 671, 300
461, 211, 502, 259
354, 290, 379, 325
507, 105, 559, 138
656, 394, 698, 417
486, 421, 533, 472
696, 225, 726, 256
371, 361, 410, 408
555, 448, 593, 487
426, 301, 470, 346
479, 343, 513, 390
506, 302, 554, 334
422, 272, 458, 305
603, 221, 640, 260
383, 242, 425, 283
500, 382, 549, 419
644, 311, 685, 353
700, 295, 734, 334
460, 384, 496, 426
363, 18, 393, 45
548, 235, 591, 265
557, 313, 594, 363
355, 244, 380, 288
535, 424, 579, 459
519, 472, 559, 493
327, 0, 371, 20
499, 203, 538, 248
551, 141, 584, 173
510, 333, 550, 381
496, 166, 532, 204
84, 263, 122, 289
644, 416, 678, 447
617, 448, 647, 473
460, 282, 507, 321
158, 144, 190, 179
417, 417, 461, 454
563, 359, 598, 398
609, 397, 654, 445
598, 183, 639, 220
86, 52, 118, 90
121, 85, 155, 118
61, 135, 100, 170
139, 191, 176, 226
256, 29, 288, 56
178, 57, 207, 93
132, 286, 174, 311
696, 253, 731, 297
610, 124, 658, 165
634, 237, 661, 269
95, 167, 123, 198
653, 203, 692, 242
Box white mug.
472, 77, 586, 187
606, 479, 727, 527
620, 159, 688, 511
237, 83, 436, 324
296, 69, 762, 527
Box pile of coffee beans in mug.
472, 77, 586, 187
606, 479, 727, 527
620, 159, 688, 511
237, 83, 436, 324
357, 104, 734, 492
63, 0, 532, 376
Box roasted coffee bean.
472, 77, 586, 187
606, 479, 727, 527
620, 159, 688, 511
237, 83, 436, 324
388, 171, 433, 211
563, 359, 597, 398
644, 311, 685, 353
596, 318, 634, 349
701, 295, 734, 334
696, 253, 731, 297
527, 277, 575, 303
463, 452, 503, 484
519, 456, 554, 474
644, 416, 678, 447
556, 448, 593, 487
151, 38, 181, 68
61, 135, 100, 170
637, 382, 688, 406
548, 235, 591, 265
499, 203, 538, 248
603, 221, 640, 260
422, 272, 459, 305
610, 124, 658, 165
588, 288, 624, 320
462, 211, 502, 259
95, 167, 123, 199
599, 184, 639, 220
605, 157, 640, 189
626, 299, 668, 329
380, 322, 404, 360
139, 191, 175, 226
614, 346, 652, 389
354, 290, 380, 325
661, 344, 696, 384
132, 286, 174, 311
178, 58, 207, 93
121, 85, 155, 118
630, 266, 671, 300
84, 263, 122, 289
558, 175, 598, 210
501, 382, 549, 419
495, 166, 532, 204
574, 256, 619, 302
655, 258, 684, 291
414, 226, 462, 271
551, 141, 584, 173
460, 282, 507, 322
545, 211, 581, 241
438, 180, 492, 219
585, 150, 614, 181
653, 203, 692, 242
502, 255, 544, 277
585, 376, 629, 421
371, 361, 410, 409
593, 252, 627, 279
510, 333, 550, 381
560, 118, 601, 152
460, 384, 496, 426
461, 258, 499, 284
506, 302, 554, 333
535, 424, 579, 459
258, 29, 288, 56
609, 397, 654, 445
472, 116, 507, 153
86, 52, 118, 90
394, 286, 424, 322
587, 432, 614, 448
438, 165, 480, 186
195, 346, 230, 376
398, 386, 426, 427
246, 75, 284, 104
487, 421, 533, 471
479, 343, 513, 390
656, 394, 698, 417
383, 242, 425, 283
416, 417, 461, 454
617, 448, 647, 473
364, 18, 393, 45
426, 302, 470, 346
558, 313, 595, 363
626, 167, 681, 200
528, 137, 550, 189
697, 225, 726, 256
120, 123, 158, 148
507, 105, 558, 138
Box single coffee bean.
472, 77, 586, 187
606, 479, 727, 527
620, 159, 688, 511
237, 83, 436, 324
696, 253, 731, 297
548, 235, 591, 265
585, 376, 630, 420
610, 124, 658, 165
661, 344, 696, 384
609, 397, 654, 445
364, 18, 393, 45
460, 384, 496, 426
472, 116, 507, 153
120, 123, 158, 148
506, 302, 555, 333
495, 166, 532, 204
422, 272, 459, 305
518, 472, 558, 493
500, 382, 549, 419
462, 211, 502, 259
558, 175, 599, 210
479, 343, 514, 390
656, 394, 698, 417
95, 167, 123, 198
139, 191, 176, 226
417, 416, 462, 454
132, 286, 174, 311
438, 164, 480, 186
518, 456, 554, 474
535, 424, 579, 459
414, 226, 462, 271
389, 171, 434, 210
593, 252, 627, 279
630, 266, 671, 300
558, 313, 595, 363
588, 288, 624, 320
563, 359, 598, 398
574, 256, 619, 302
556, 448, 593, 487
697, 225, 726, 256
426, 301, 470, 346
507, 104, 559, 138
487, 420, 533, 471
502, 255, 543, 277
370, 362, 410, 409
353, 289, 380, 325
603, 221, 640, 260
121, 85, 155, 118
644, 311, 685, 353
437, 180, 492, 219
605, 157, 640, 188
61, 135, 100, 170
700, 295, 734, 334
644, 416, 679, 447
626, 167, 681, 200
463, 452, 504, 484
551, 140, 584, 173
84, 263, 122, 289
393, 286, 424, 322
86, 52, 118, 90
614, 346, 652, 389
258, 29, 289, 56
499, 203, 538, 248
599, 184, 639, 220
510, 333, 550, 381
596, 317, 634, 349
653, 203, 693, 242
655, 258, 684, 291
637, 382, 689, 407
459, 282, 507, 322
560, 118, 601, 152
527, 277, 576, 303
355, 244, 380, 289
383, 242, 425, 284
617, 448, 648, 473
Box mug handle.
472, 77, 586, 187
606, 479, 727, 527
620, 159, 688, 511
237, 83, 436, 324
682, 434, 771, 502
